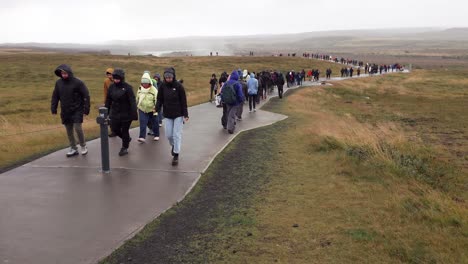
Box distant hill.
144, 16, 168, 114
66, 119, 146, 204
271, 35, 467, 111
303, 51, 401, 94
2, 27, 468, 57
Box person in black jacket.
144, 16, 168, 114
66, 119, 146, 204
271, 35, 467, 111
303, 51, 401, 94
51, 64, 90, 157
105, 68, 138, 156
276, 72, 285, 99
156, 67, 189, 166
209, 73, 218, 102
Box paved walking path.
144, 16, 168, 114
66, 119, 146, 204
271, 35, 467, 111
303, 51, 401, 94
0, 71, 403, 264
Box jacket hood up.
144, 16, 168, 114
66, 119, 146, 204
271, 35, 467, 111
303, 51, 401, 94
141, 72, 152, 84
164, 67, 176, 80
54, 64, 74, 78
230, 70, 239, 81
112, 68, 125, 81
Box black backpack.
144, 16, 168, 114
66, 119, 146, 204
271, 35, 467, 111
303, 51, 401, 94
221, 82, 237, 105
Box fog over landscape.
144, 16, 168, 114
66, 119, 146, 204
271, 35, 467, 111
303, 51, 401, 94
1, 0, 468, 67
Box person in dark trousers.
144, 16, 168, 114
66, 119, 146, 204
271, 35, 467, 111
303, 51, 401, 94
105, 68, 138, 156
103, 68, 118, 137
209, 73, 218, 102
220, 70, 244, 134
247, 73, 258, 111
276, 72, 285, 98
51, 64, 90, 157
153, 73, 164, 128
236, 78, 247, 120
156, 67, 189, 166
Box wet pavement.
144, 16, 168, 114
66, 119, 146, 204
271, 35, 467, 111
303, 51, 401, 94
0, 71, 406, 264
0, 86, 292, 264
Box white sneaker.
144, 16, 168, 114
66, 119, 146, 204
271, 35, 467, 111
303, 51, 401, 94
137, 138, 146, 143
253, 109, 257, 112
66, 148, 78, 157
154, 136, 160, 141
80, 146, 88, 155
249, 110, 252, 113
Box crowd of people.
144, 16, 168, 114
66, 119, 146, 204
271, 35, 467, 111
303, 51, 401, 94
52, 65, 188, 166
50, 53, 405, 166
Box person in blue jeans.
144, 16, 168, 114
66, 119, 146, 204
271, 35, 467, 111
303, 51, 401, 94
156, 67, 189, 166
136, 72, 159, 142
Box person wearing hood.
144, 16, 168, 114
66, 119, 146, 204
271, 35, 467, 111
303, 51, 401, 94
104, 68, 118, 137
247, 73, 259, 112
220, 70, 244, 134
105, 68, 138, 156
156, 67, 189, 166
137, 72, 159, 143
51, 64, 90, 157
276, 71, 285, 99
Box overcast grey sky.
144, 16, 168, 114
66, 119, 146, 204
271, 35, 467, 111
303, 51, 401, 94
1, 0, 467, 43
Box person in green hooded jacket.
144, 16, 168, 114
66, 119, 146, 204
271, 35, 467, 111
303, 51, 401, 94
137, 72, 159, 142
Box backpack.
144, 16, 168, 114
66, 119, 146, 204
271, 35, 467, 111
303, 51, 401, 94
221, 82, 237, 105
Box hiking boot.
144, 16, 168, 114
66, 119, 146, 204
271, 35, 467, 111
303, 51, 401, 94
154, 136, 160, 141
228, 130, 234, 134
172, 154, 179, 166
80, 146, 88, 155
108, 132, 117, 137
137, 138, 146, 143
118, 148, 128, 156
66, 148, 79, 157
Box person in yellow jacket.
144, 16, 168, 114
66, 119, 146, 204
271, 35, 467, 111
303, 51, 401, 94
136, 72, 159, 142
104, 68, 118, 137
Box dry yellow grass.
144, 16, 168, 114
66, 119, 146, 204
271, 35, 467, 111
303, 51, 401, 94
235, 72, 468, 263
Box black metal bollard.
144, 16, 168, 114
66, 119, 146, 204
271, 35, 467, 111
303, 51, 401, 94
96, 107, 110, 173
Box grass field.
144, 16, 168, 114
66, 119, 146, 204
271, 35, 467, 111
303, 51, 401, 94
0, 53, 344, 171
103, 69, 467, 263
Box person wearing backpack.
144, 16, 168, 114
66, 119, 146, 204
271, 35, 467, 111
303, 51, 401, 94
220, 70, 244, 134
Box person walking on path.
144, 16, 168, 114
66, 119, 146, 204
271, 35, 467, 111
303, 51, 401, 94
105, 68, 138, 156
221, 70, 244, 134
247, 73, 258, 112
209, 73, 218, 102
276, 71, 285, 99
153, 73, 164, 129
236, 78, 247, 121
51, 64, 90, 157
156, 67, 189, 166
103, 68, 118, 137
136, 72, 159, 143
